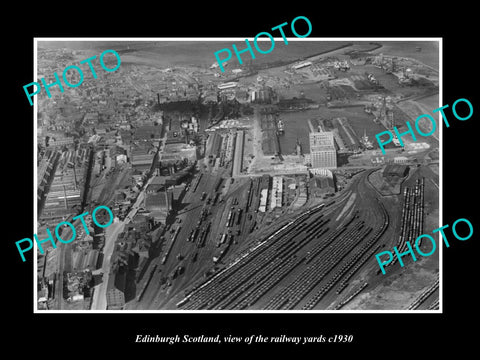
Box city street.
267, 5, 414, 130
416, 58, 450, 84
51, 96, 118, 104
91, 221, 124, 310
90, 173, 156, 309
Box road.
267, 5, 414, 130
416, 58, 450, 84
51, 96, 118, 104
90, 128, 165, 310
90, 174, 156, 309
248, 107, 264, 173
90, 221, 125, 310
53, 218, 83, 310
54, 239, 65, 310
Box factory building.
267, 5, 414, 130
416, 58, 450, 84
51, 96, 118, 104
232, 130, 244, 177
72, 248, 99, 272
311, 176, 336, 195
131, 149, 155, 172
144, 189, 172, 224
393, 156, 409, 164
310, 148, 337, 169
49, 137, 75, 147
146, 176, 167, 194
310, 131, 335, 147
106, 270, 126, 310
39, 147, 90, 223
270, 176, 283, 210
309, 131, 337, 169
135, 125, 163, 141
259, 188, 268, 213
250, 87, 274, 104
37, 150, 60, 203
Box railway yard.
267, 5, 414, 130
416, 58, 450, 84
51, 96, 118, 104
126, 162, 439, 310
36, 40, 440, 311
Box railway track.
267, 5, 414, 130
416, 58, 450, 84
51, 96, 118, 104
176, 172, 390, 310
176, 203, 327, 309
390, 177, 424, 267
407, 278, 439, 310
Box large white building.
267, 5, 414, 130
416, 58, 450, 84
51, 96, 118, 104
217, 82, 238, 90
309, 132, 335, 147
293, 61, 312, 70
270, 176, 283, 210
309, 131, 337, 169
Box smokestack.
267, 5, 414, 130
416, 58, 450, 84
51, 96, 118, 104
157, 93, 160, 105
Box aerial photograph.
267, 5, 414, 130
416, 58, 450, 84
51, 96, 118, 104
35, 39, 440, 311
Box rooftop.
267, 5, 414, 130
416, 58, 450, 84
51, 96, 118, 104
310, 145, 336, 152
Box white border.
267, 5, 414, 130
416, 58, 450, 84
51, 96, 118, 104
33, 37, 442, 314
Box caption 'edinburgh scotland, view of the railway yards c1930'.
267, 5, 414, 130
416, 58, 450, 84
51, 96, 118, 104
35, 39, 440, 311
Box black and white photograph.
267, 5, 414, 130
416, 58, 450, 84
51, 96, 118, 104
6, 6, 478, 354
32, 38, 441, 312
